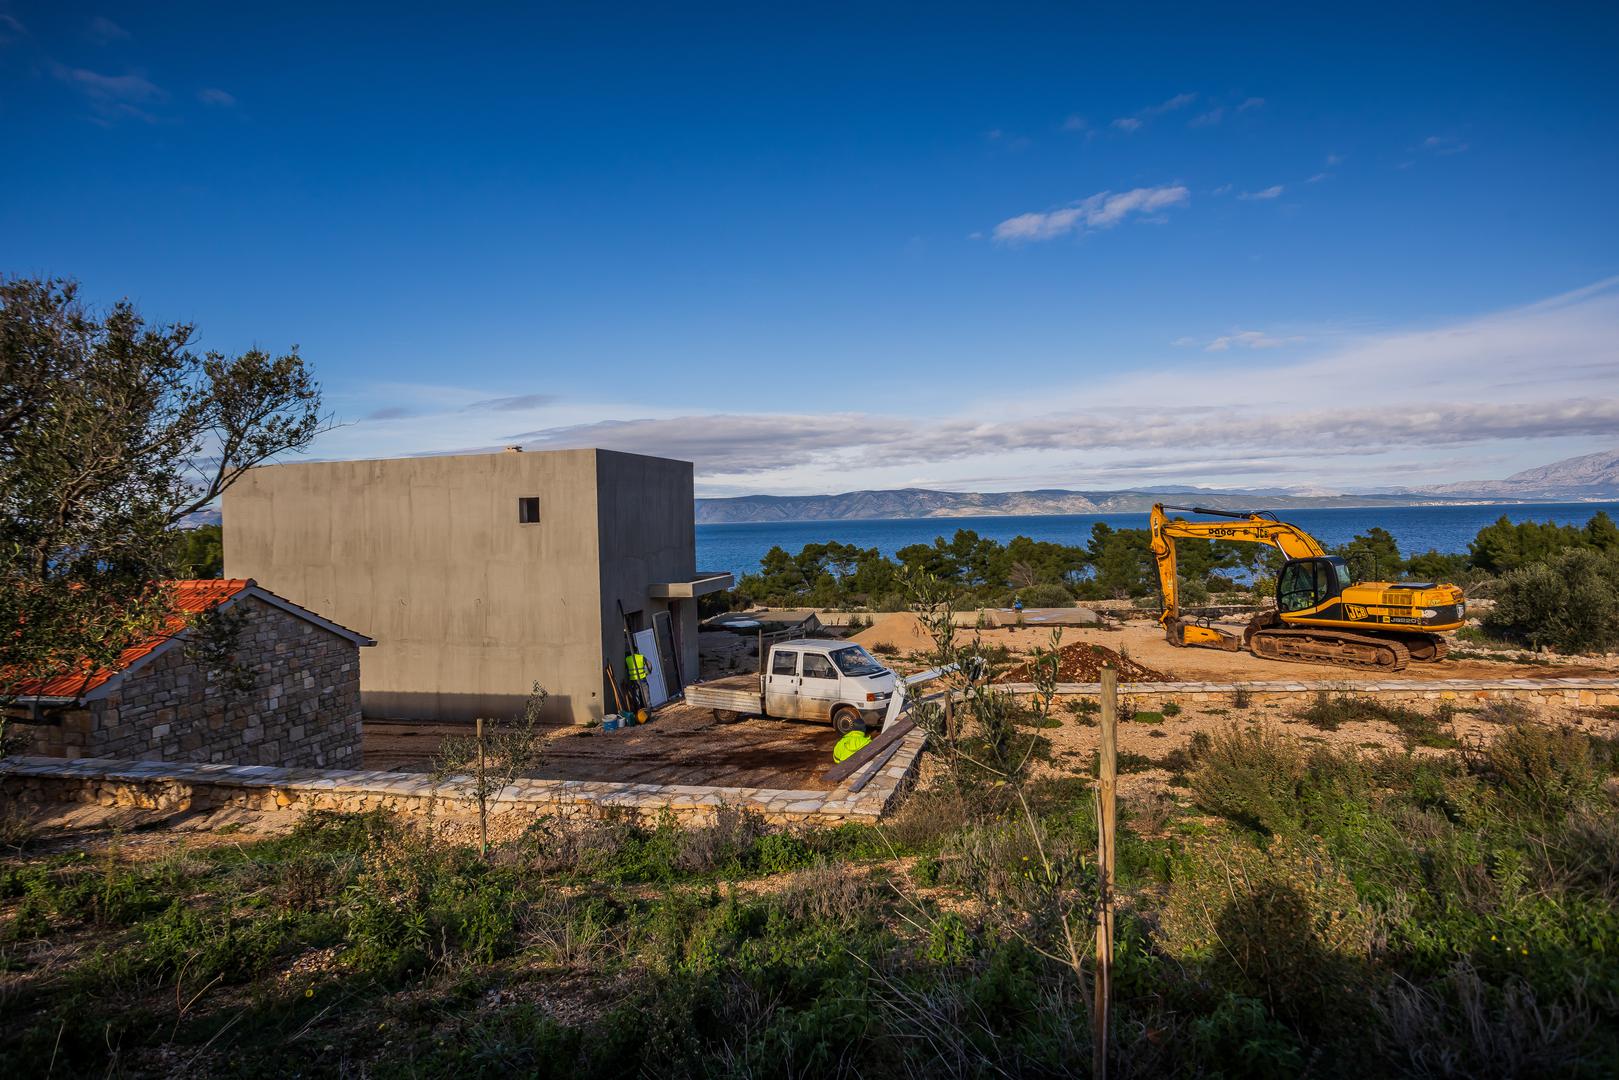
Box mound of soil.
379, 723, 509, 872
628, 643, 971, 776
850, 613, 942, 656
999, 642, 1166, 684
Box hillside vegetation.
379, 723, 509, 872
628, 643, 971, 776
3, 714, 1616, 1077
728, 512, 1619, 654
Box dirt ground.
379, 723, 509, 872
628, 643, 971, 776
849, 611, 1618, 682
358, 607, 1614, 797
364, 704, 839, 790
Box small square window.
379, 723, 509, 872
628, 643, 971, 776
518, 496, 541, 524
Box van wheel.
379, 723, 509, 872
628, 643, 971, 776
712, 709, 742, 724
832, 707, 867, 736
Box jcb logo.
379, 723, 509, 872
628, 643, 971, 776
1345, 604, 1367, 620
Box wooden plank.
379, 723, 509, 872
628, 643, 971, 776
822, 717, 914, 784
848, 737, 906, 793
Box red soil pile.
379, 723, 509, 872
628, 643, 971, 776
999, 642, 1166, 684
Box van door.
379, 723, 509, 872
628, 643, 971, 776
764, 649, 802, 718
796, 652, 841, 722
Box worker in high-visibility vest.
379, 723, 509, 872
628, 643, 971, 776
625, 650, 649, 709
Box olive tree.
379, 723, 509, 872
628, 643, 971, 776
0, 276, 325, 711
1484, 548, 1619, 654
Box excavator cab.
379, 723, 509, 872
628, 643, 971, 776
1276, 556, 1354, 613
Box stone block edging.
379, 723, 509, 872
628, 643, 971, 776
0, 728, 929, 827
994, 677, 1619, 709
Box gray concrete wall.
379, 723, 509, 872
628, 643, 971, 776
224, 449, 609, 723
594, 451, 700, 699
224, 448, 701, 726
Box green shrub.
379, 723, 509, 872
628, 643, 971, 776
1187, 724, 1307, 834
1484, 548, 1619, 653
1296, 693, 1457, 749
1186, 993, 1305, 1078
1477, 721, 1603, 821
752, 832, 815, 875
134, 898, 329, 985
1013, 583, 1075, 608
1476, 698, 1532, 725
1158, 835, 1372, 1026
342, 836, 522, 979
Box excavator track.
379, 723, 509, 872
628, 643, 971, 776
1398, 633, 1449, 663
1248, 627, 1411, 671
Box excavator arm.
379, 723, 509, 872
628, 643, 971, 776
1149, 504, 1326, 647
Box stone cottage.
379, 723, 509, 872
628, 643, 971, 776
9, 579, 374, 768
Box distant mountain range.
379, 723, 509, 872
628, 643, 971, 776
695, 448, 1619, 523
1411, 448, 1619, 501
692, 488, 1477, 523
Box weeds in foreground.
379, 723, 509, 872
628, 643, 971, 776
1296, 692, 1460, 749
3, 721, 1617, 1078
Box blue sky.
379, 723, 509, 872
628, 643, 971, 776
4, 2, 1618, 496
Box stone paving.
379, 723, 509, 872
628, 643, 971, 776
0, 725, 928, 826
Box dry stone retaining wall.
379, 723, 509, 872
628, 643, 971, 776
996, 677, 1619, 714
0, 728, 926, 831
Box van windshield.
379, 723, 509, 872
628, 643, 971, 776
830, 646, 885, 677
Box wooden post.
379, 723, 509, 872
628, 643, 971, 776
1093, 663, 1117, 1080
476, 715, 488, 858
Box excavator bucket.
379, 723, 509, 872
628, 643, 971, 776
1169, 619, 1243, 651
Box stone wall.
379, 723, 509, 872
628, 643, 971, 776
17, 596, 361, 769
0, 728, 928, 834
995, 677, 1619, 716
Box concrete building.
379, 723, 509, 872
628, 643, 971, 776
222, 448, 731, 724
11, 579, 372, 767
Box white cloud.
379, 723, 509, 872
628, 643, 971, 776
88, 15, 129, 43
1192, 330, 1304, 351
1237, 97, 1265, 111
197, 87, 236, 106
1147, 92, 1197, 115
1110, 92, 1196, 132
1062, 114, 1088, 132
1189, 107, 1224, 127
1211, 183, 1233, 196
991, 185, 1190, 243
54, 65, 163, 102
52, 64, 166, 121
985, 128, 1032, 150
1238, 184, 1284, 200
0, 13, 28, 43
1422, 134, 1469, 155
469, 393, 558, 411
1326, 153, 1344, 165
1307, 172, 1329, 183
309, 279, 1619, 494
483, 398, 1619, 480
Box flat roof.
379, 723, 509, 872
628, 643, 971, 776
648, 571, 734, 599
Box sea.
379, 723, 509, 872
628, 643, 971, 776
694, 502, 1619, 581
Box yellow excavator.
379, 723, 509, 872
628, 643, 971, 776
1150, 504, 1466, 671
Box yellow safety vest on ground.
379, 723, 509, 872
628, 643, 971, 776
833, 730, 872, 763
626, 652, 649, 681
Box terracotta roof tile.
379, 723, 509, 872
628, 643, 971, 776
12, 580, 254, 700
